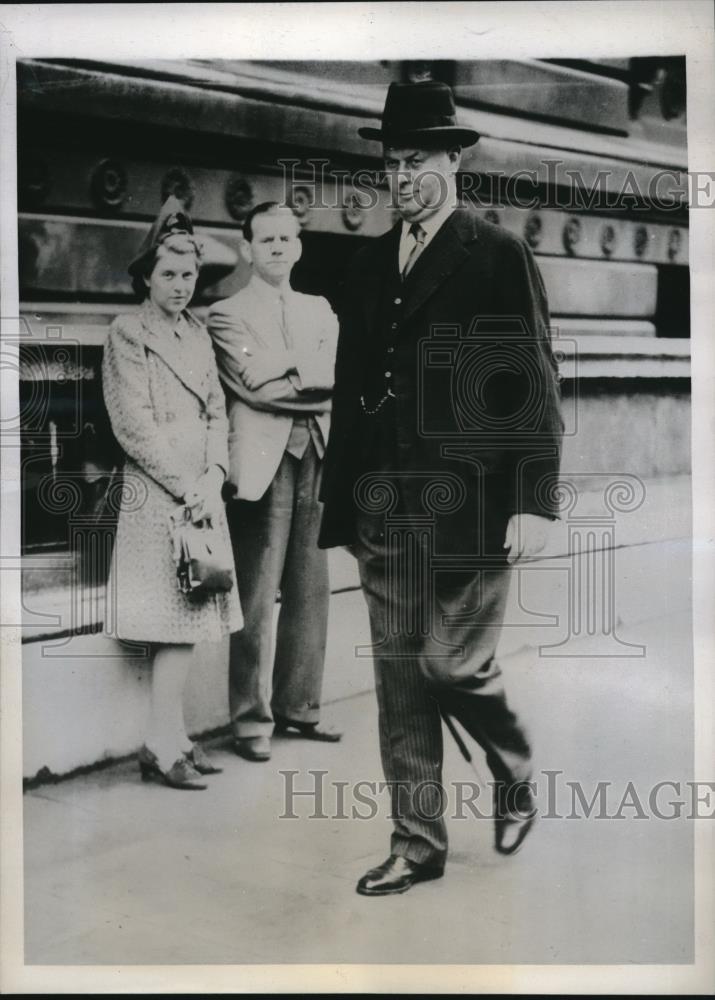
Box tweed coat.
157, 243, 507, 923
319, 208, 563, 553
102, 300, 243, 643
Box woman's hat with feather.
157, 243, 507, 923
128, 196, 195, 278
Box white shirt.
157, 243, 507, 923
247, 273, 291, 329
398, 200, 457, 274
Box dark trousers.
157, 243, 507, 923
355, 505, 532, 868
227, 442, 329, 738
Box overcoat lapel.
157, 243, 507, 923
139, 302, 209, 404
400, 209, 479, 326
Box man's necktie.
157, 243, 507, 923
279, 291, 293, 349
402, 222, 426, 278
278, 288, 313, 459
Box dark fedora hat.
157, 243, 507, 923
358, 80, 479, 148
128, 195, 196, 277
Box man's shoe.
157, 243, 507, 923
187, 743, 223, 775
356, 855, 444, 896
235, 736, 271, 762
495, 808, 537, 855
273, 713, 342, 742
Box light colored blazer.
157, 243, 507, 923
208, 277, 338, 501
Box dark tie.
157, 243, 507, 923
402, 222, 426, 278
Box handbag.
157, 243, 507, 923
169, 505, 235, 597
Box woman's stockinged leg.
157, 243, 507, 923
146, 643, 194, 770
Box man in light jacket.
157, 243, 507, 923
209, 202, 341, 762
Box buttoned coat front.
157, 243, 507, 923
319, 209, 563, 552
102, 301, 242, 643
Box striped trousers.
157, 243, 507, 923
355, 507, 533, 868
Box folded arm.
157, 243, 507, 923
208, 305, 332, 415
289, 297, 339, 391
219, 362, 332, 415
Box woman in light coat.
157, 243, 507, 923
102, 197, 242, 789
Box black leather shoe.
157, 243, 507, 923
495, 808, 537, 855
273, 713, 342, 742
356, 855, 444, 896
235, 735, 271, 762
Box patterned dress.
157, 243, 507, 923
102, 300, 242, 643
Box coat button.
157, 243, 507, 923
394, 297, 402, 305
385, 371, 392, 378
387, 346, 394, 354
391, 322, 397, 330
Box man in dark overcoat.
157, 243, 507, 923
319, 81, 563, 896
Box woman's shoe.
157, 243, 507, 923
137, 744, 162, 780
137, 745, 207, 790
187, 743, 223, 775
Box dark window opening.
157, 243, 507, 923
655, 264, 690, 338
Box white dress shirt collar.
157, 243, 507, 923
398, 200, 457, 273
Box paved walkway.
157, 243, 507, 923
24, 597, 694, 967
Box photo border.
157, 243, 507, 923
1, 2, 713, 993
